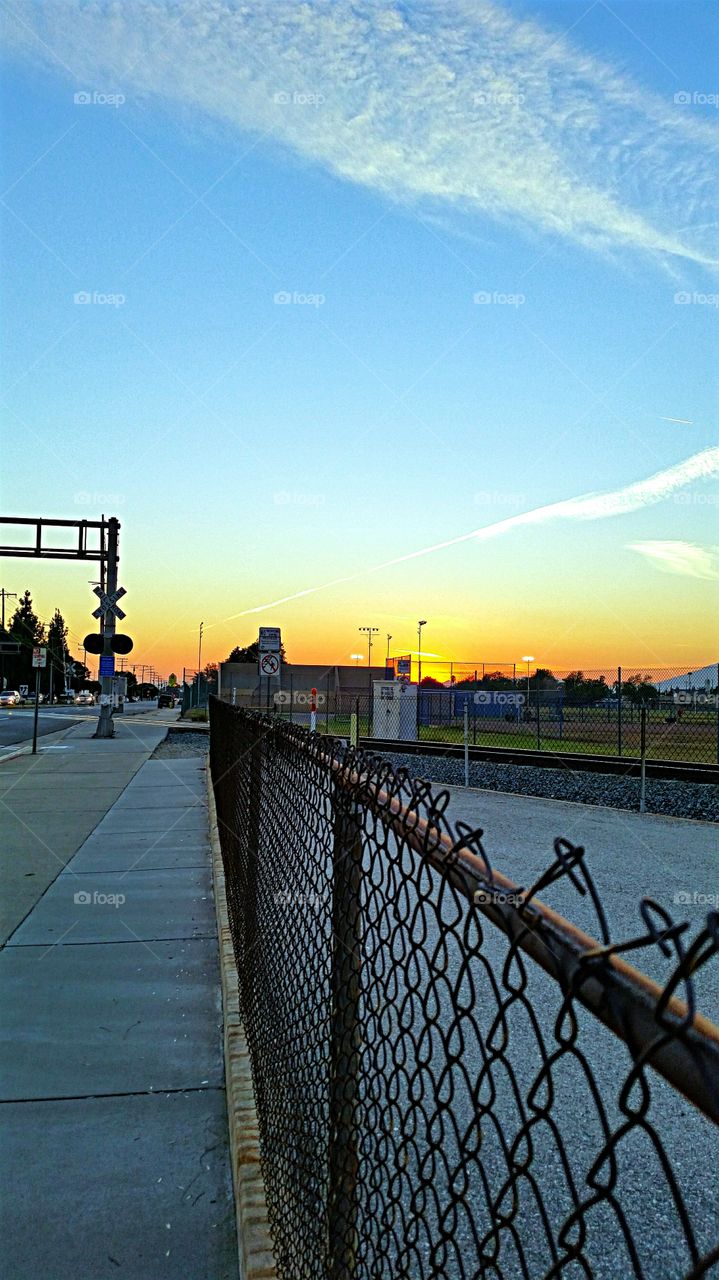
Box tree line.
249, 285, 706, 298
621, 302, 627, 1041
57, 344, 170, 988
430, 668, 660, 703
0, 591, 92, 697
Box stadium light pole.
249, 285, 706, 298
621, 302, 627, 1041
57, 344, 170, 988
350, 653, 364, 667
417, 620, 427, 734
522, 655, 534, 705
417, 621, 427, 687
386, 634, 392, 661
359, 626, 378, 705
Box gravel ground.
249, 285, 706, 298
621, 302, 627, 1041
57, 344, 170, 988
151, 727, 209, 759
380, 751, 719, 822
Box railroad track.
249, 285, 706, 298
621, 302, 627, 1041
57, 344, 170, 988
359, 736, 719, 785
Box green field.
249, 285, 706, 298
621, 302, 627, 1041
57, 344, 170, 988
279, 707, 718, 765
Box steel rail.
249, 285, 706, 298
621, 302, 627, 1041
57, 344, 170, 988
360, 735, 719, 785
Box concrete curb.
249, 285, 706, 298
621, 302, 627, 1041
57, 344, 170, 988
206, 769, 277, 1280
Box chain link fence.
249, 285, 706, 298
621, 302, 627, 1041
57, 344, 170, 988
210, 699, 719, 1279
226, 663, 719, 765
180, 670, 212, 714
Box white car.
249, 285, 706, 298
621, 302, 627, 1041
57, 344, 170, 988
74, 691, 95, 706
0, 690, 21, 707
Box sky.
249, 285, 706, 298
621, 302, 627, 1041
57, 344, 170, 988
1, 0, 718, 679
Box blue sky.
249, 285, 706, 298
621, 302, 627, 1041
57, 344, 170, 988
1, 0, 717, 672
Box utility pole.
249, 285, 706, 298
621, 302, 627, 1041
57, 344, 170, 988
0, 588, 18, 691
94, 517, 119, 739
0, 588, 18, 631
197, 621, 204, 707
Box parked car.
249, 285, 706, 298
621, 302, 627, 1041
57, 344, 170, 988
157, 693, 177, 709
0, 689, 21, 707
74, 690, 95, 706
57, 691, 75, 705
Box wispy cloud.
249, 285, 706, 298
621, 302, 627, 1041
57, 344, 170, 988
212, 447, 719, 622
628, 540, 719, 580
4, 0, 718, 266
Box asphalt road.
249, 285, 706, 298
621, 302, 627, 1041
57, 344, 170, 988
0, 701, 168, 750
0, 708, 88, 748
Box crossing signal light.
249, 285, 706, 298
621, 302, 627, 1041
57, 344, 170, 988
83, 633, 134, 655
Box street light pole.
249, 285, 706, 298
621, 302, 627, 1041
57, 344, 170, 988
386, 634, 392, 662
197, 621, 204, 707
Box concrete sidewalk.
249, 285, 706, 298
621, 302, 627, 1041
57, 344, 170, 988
0, 717, 237, 1279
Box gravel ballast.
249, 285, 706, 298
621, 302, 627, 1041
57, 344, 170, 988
381, 751, 719, 823
152, 727, 209, 759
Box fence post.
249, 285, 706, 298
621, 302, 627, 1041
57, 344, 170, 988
536, 686, 541, 749
639, 706, 647, 814
716, 662, 719, 764
617, 666, 623, 756
329, 786, 363, 1279
463, 702, 470, 786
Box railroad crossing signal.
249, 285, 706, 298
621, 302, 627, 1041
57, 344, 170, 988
92, 585, 126, 620
259, 652, 280, 678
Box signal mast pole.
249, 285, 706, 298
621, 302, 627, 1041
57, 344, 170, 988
94, 517, 119, 739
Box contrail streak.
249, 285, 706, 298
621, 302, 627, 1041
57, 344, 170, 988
210, 448, 719, 626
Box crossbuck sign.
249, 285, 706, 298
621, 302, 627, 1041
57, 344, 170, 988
92, 586, 126, 620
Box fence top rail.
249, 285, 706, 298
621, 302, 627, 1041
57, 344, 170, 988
221, 703, 719, 1122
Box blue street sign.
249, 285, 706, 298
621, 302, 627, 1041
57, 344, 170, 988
99, 654, 115, 678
